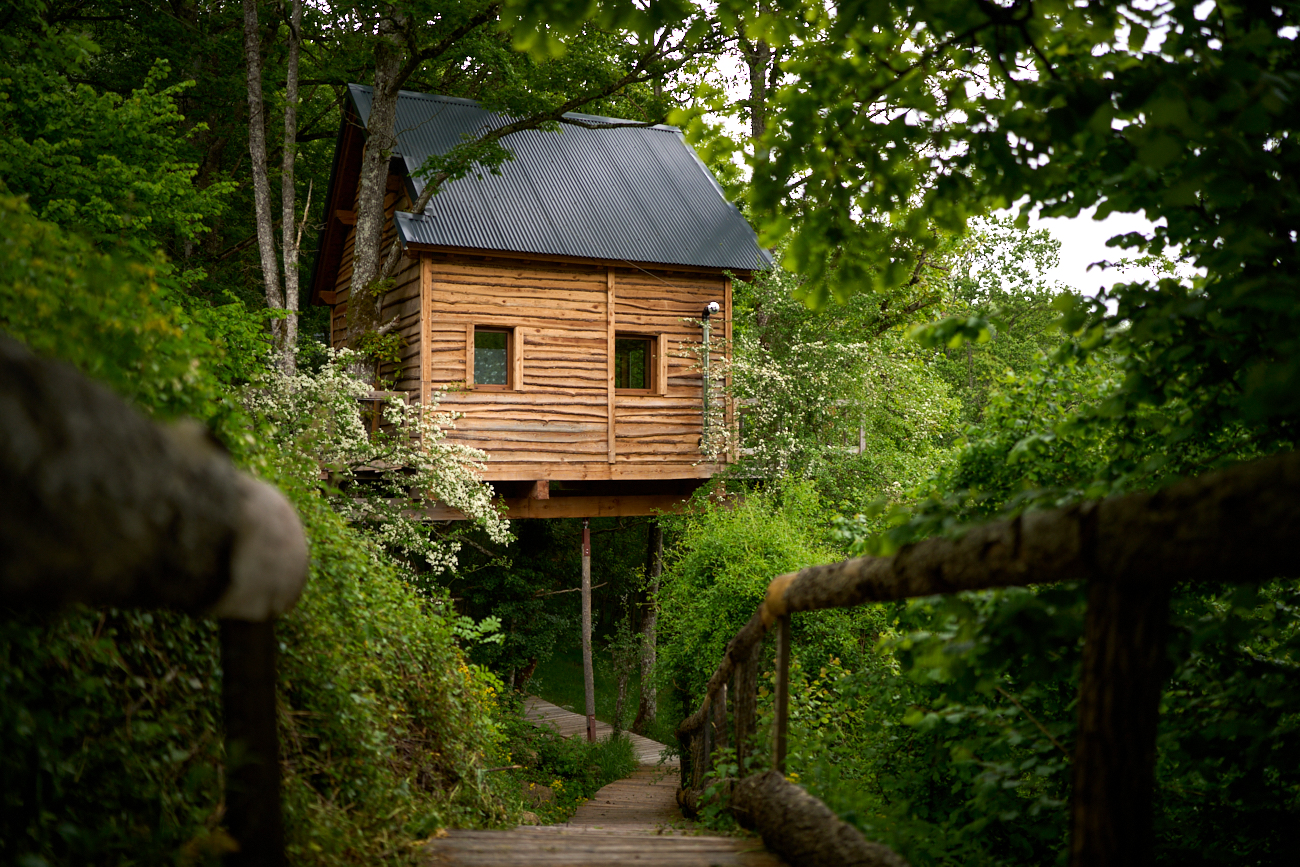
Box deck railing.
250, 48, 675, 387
675, 451, 1300, 867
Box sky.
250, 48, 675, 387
1026, 209, 1165, 297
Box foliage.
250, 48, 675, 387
838, 350, 1124, 558
723, 219, 1074, 515
734, 331, 957, 510
243, 348, 511, 576
0, 194, 518, 865
657, 483, 890, 717
0, 195, 261, 433
0, 13, 231, 268
453, 520, 576, 684
736, 0, 1300, 487
0, 607, 231, 865
919, 219, 1072, 425
504, 722, 638, 825
600, 603, 644, 732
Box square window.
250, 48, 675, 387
473, 327, 511, 389
615, 335, 653, 391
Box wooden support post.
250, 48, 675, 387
581, 518, 596, 742
733, 639, 760, 776
632, 521, 662, 735
528, 480, 549, 500
713, 682, 728, 756
219, 619, 285, 867
773, 614, 791, 775
702, 694, 713, 778
1069, 577, 1171, 867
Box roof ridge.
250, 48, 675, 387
347, 83, 771, 270
347, 83, 681, 133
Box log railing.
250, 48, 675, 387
1, 335, 307, 867
674, 451, 1300, 867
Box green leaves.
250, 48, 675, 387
909, 316, 992, 350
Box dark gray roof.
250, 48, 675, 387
349, 85, 771, 271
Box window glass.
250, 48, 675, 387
475, 329, 509, 386
615, 337, 650, 390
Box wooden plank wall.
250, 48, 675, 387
612, 266, 724, 467
420, 252, 728, 482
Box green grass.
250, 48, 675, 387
530, 643, 678, 747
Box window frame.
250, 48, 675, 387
467, 325, 516, 391
613, 332, 657, 395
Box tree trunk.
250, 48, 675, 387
1068, 576, 1171, 866
739, 5, 773, 163
614, 670, 628, 734
514, 656, 538, 692
277, 0, 303, 373
632, 521, 662, 734
731, 771, 910, 867
242, 0, 285, 351
346, 10, 404, 340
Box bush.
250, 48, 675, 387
657, 481, 891, 717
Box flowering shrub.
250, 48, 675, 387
243, 348, 510, 577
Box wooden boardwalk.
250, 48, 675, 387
421, 698, 783, 866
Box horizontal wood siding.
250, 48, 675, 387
422, 254, 728, 481
612, 268, 723, 466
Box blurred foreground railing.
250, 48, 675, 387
675, 451, 1300, 867
1, 335, 308, 867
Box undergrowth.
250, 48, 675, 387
496, 696, 638, 824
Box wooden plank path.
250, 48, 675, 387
421, 697, 784, 866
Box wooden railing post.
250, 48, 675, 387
772, 614, 791, 775
1069, 577, 1171, 867
702, 694, 713, 779
220, 619, 285, 867
713, 682, 728, 757
733, 640, 760, 775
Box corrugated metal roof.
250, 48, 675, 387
349, 85, 772, 271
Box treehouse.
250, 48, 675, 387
311, 85, 770, 519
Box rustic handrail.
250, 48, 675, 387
1, 335, 308, 867
675, 451, 1300, 867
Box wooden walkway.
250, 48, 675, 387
421, 698, 784, 866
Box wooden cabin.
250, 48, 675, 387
311, 86, 771, 519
